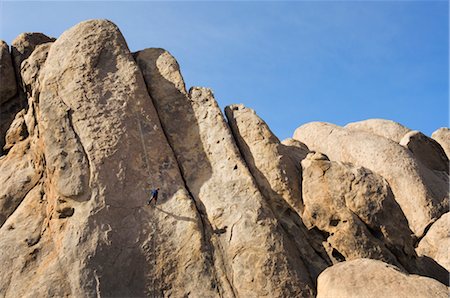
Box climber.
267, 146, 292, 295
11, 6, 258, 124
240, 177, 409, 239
147, 188, 159, 205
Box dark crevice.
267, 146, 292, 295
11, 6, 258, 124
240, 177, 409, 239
141, 89, 235, 297
0, 178, 43, 229
414, 214, 445, 247
329, 219, 340, 227
224, 113, 326, 288
347, 209, 408, 271
331, 248, 345, 262
348, 209, 384, 242
364, 221, 384, 241
161, 126, 232, 298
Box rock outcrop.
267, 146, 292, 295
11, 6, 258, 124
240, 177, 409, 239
400, 130, 449, 173
301, 153, 412, 267
417, 213, 450, 271
293, 122, 449, 237
136, 49, 315, 297
345, 119, 411, 143
225, 104, 330, 281
317, 258, 449, 298
432, 127, 450, 159
0, 19, 448, 298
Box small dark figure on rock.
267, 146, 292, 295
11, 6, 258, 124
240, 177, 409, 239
147, 188, 159, 206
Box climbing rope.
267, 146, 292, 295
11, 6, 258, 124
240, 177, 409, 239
136, 116, 151, 179
136, 115, 161, 297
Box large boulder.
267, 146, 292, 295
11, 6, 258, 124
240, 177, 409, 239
417, 213, 450, 271
400, 130, 448, 173
135, 48, 316, 297
317, 258, 449, 298
294, 122, 449, 237
345, 119, 411, 143
432, 128, 450, 159
301, 152, 415, 269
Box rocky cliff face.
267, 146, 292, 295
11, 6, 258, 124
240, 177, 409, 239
0, 20, 448, 298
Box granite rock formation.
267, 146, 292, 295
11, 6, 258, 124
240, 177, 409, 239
0, 19, 448, 297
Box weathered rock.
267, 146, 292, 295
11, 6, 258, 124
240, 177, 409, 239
294, 122, 449, 237
301, 152, 414, 269
0, 20, 217, 297
4, 109, 28, 150
432, 127, 450, 159
0, 40, 17, 104
225, 104, 305, 215
0, 94, 27, 156
1, 19, 449, 297
417, 213, 450, 271
11, 33, 55, 82
0, 183, 49, 295
225, 104, 330, 281
0, 138, 43, 226
20, 42, 52, 96
136, 48, 315, 297
345, 119, 411, 143
317, 258, 449, 298
400, 131, 449, 173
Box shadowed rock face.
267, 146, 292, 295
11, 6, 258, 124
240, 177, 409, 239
432, 127, 450, 159
0, 19, 448, 297
417, 213, 450, 271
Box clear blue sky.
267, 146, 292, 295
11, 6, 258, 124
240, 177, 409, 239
0, 1, 448, 139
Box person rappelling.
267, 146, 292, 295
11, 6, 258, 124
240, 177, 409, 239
147, 188, 160, 206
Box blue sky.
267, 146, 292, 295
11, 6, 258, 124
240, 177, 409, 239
0, 1, 448, 139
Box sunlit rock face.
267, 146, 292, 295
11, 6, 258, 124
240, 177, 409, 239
0, 19, 448, 297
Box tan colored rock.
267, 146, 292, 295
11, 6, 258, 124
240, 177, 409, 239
417, 213, 450, 271
0, 40, 17, 104
225, 104, 330, 281
21, 42, 52, 96
11, 33, 55, 81
345, 118, 411, 143
0, 183, 50, 295
225, 104, 305, 214
0, 138, 43, 226
400, 130, 449, 173
136, 48, 316, 297
0, 94, 26, 156
317, 258, 449, 298
0, 20, 217, 297
4, 109, 28, 150
432, 127, 450, 159
301, 152, 414, 268
16, 43, 52, 140
294, 122, 449, 237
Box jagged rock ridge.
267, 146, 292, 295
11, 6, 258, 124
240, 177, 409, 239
0, 20, 448, 297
